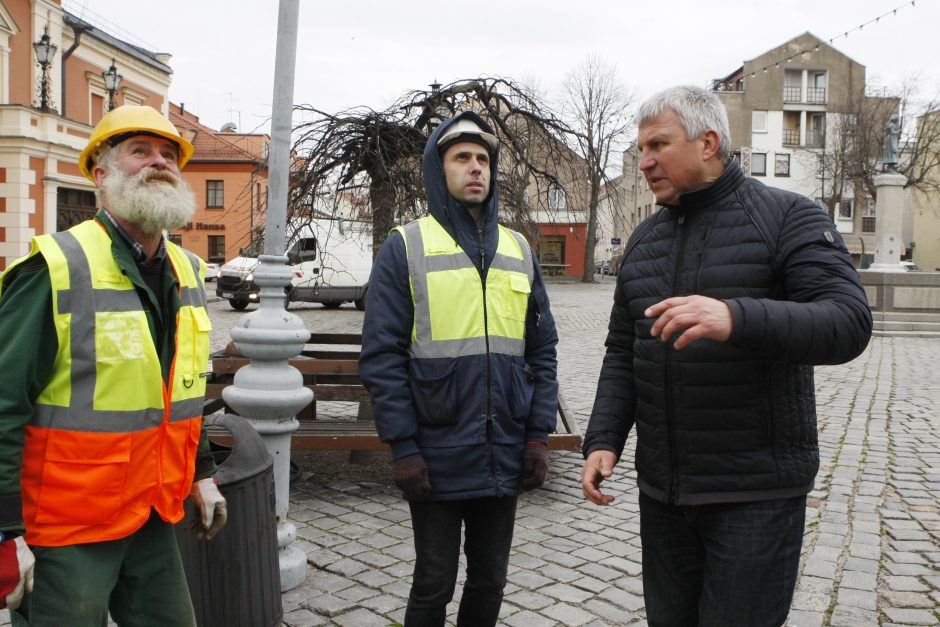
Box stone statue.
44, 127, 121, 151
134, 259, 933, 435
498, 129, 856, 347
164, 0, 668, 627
883, 114, 900, 171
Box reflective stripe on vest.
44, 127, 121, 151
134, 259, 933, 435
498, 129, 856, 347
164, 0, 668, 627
395, 216, 534, 359
14, 219, 211, 546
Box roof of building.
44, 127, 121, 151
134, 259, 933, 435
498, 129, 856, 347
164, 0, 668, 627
743, 31, 862, 70
63, 11, 172, 74
169, 103, 266, 164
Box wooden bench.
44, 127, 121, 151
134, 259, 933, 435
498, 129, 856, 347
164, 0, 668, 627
204, 333, 582, 452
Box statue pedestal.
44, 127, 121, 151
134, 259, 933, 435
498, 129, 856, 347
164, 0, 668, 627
865, 172, 907, 273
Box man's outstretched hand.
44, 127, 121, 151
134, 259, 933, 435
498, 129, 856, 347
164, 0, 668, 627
581, 450, 618, 506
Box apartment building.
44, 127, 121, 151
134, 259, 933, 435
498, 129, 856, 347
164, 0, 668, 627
0, 0, 172, 269
500, 131, 591, 278
712, 32, 893, 264
167, 102, 269, 264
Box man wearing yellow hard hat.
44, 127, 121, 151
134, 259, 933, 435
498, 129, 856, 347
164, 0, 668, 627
0, 105, 226, 626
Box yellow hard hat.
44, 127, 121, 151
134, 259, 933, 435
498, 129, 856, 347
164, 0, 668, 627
78, 105, 194, 182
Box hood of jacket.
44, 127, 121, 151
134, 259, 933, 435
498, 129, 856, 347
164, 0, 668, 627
422, 111, 500, 274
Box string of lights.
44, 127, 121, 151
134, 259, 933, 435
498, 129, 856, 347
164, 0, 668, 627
741, 1, 917, 79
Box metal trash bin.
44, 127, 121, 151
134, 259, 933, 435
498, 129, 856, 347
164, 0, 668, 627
176, 413, 282, 627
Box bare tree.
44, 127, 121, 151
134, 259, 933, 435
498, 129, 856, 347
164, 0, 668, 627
288, 78, 574, 257
560, 56, 635, 282
907, 93, 940, 195
814, 95, 899, 218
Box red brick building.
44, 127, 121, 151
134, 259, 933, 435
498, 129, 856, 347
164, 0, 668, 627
168, 103, 268, 263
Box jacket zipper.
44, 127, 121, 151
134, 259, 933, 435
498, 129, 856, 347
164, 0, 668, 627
479, 225, 501, 497
665, 211, 689, 504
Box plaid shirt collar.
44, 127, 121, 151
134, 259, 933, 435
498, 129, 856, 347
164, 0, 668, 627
100, 209, 168, 267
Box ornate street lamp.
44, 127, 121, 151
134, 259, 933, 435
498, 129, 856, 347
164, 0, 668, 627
102, 59, 123, 112
426, 79, 449, 131
33, 25, 57, 111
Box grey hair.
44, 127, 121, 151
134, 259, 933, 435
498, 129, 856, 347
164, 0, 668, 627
636, 85, 731, 161
93, 145, 118, 206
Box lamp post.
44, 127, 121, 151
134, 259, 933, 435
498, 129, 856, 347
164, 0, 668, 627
102, 59, 123, 112
33, 25, 57, 111
222, 0, 309, 591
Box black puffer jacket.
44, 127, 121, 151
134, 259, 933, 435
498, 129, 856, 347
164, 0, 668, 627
583, 161, 872, 505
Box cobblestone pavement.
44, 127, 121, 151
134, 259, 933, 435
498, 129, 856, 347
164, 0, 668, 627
223, 279, 939, 626
3, 278, 937, 626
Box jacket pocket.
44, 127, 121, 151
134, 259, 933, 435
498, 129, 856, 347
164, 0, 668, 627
509, 361, 536, 420
493, 273, 531, 323
410, 360, 458, 426
181, 307, 212, 380
36, 431, 131, 525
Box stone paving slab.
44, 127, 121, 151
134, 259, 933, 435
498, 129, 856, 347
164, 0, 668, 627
2, 278, 938, 626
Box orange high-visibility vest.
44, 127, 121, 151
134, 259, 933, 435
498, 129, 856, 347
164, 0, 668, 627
8, 220, 211, 547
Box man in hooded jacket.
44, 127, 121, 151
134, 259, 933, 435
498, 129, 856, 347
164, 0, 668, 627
359, 112, 559, 626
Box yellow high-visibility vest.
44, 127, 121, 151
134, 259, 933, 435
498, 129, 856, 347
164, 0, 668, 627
6, 219, 211, 546
394, 215, 534, 359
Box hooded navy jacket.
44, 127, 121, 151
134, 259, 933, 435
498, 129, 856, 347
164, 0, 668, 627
359, 112, 559, 500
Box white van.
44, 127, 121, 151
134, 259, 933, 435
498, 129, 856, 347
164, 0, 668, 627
216, 218, 372, 310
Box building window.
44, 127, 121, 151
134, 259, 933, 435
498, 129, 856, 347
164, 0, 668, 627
168, 234, 182, 246
56, 188, 97, 231
774, 154, 790, 177
548, 183, 567, 210
808, 113, 826, 147
861, 198, 876, 232
838, 199, 854, 220
808, 72, 827, 103
783, 69, 802, 102
208, 235, 226, 260
752, 111, 768, 133
538, 235, 566, 276
90, 94, 105, 125
206, 180, 224, 208
751, 152, 767, 176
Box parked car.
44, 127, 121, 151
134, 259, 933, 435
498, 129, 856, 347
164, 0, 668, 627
203, 259, 220, 281
901, 261, 921, 272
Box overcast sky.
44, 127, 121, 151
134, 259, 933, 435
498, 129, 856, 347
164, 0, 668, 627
66, 0, 939, 135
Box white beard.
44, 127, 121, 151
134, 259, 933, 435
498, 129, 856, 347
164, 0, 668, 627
104, 167, 196, 235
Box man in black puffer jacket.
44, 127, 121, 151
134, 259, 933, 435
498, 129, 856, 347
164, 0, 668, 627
581, 86, 872, 626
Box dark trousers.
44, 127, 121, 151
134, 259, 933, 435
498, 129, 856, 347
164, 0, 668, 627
405, 496, 518, 627
639, 491, 805, 627
12, 509, 196, 627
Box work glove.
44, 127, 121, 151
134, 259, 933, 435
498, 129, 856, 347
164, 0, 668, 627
391, 453, 432, 500
0, 536, 34, 610
521, 441, 549, 491
187, 477, 228, 541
